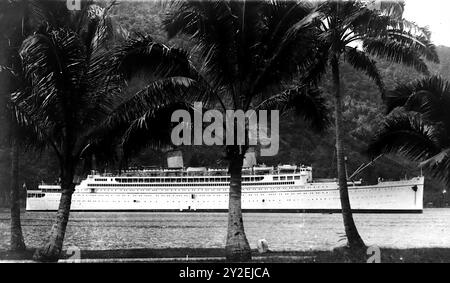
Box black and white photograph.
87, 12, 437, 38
0, 0, 449, 270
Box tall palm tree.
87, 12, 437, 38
0, 2, 27, 251
0, 0, 55, 252
368, 76, 450, 185
163, 0, 329, 261
14, 2, 196, 260
0, 0, 120, 253
312, 0, 438, 252
0, 0, 124, 253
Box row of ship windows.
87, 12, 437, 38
55, 192, 371, 199
87, 182, 296, 187
57, 193, 311, 198
101, 176, 302, 183
41, 186, 339, 192
34, 195, 391, 201
69, 199, 304, 203
71, 199, 329, 203
32, 188, 396, 197
274, 176, 301, 181
31, 191, 394, 199
111, 177, 266, 183
84, 187, 298, 193
40, 187, 300, 194
34, 190, 364, 198
27, 193, 391, 202
32, 196, 394, 203
64, 192, 316, 198
43, 195, 389, 203
81, 187, 351, 194
28, 193, 45, 198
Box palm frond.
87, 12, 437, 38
387, 30, 439, 63
384, 83, 415, 113
367, 111, 440, 161
318, 0, 437, 77
362, 38, 430, 75
27, 0, 71, 28
418, 149, 450, 186
387, 18, 432, 40
9, 99, 49, 152
343, 3, 391, 36
121, 102, 191, 157
420, 148, 450, 168
385, 76, 450, 128
255, 84, 330, 132
76, 3, 113, 54
344, 46, 384, 94
19, 25, 87, 120
301, 43, 330, 86
377, 1, 405, 19
0, 65, 17, 77
104, 76, 196, 127
250, 2, 320, 95
111, 34, 193, 80
163, 0, 241, 88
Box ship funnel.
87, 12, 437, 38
167, 150, 184, 168
243, 148, 257, 168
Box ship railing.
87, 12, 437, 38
378, 176, 423, 185
85, 164, 314, 177
312, 178, 361, 185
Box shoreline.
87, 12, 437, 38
0, 206, 448, 211
2, 247, 450, 262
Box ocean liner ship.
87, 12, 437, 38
26, 151, 424, 213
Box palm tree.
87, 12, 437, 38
163, 0, 330, 261
0, 0, 118, 253
0, 3, 27, 252
368, 76, 450, 185
0, 0, 121, 252
14, 3, 196, 261
0, 0, 54, 252
312, 0, 438, 253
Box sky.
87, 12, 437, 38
403, 0, 450, 46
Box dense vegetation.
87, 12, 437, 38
1, 0, 449, 208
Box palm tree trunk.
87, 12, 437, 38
225, 147, 251, 261
33, 162, 75, 262
10, 139, 26, 251
331, 56, 366, 252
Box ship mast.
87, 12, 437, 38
348, 154, 383, 181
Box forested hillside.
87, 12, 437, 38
1, 1, 449, 206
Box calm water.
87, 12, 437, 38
1, 209, 450, 251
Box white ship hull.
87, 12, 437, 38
26, 173, 424, 213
